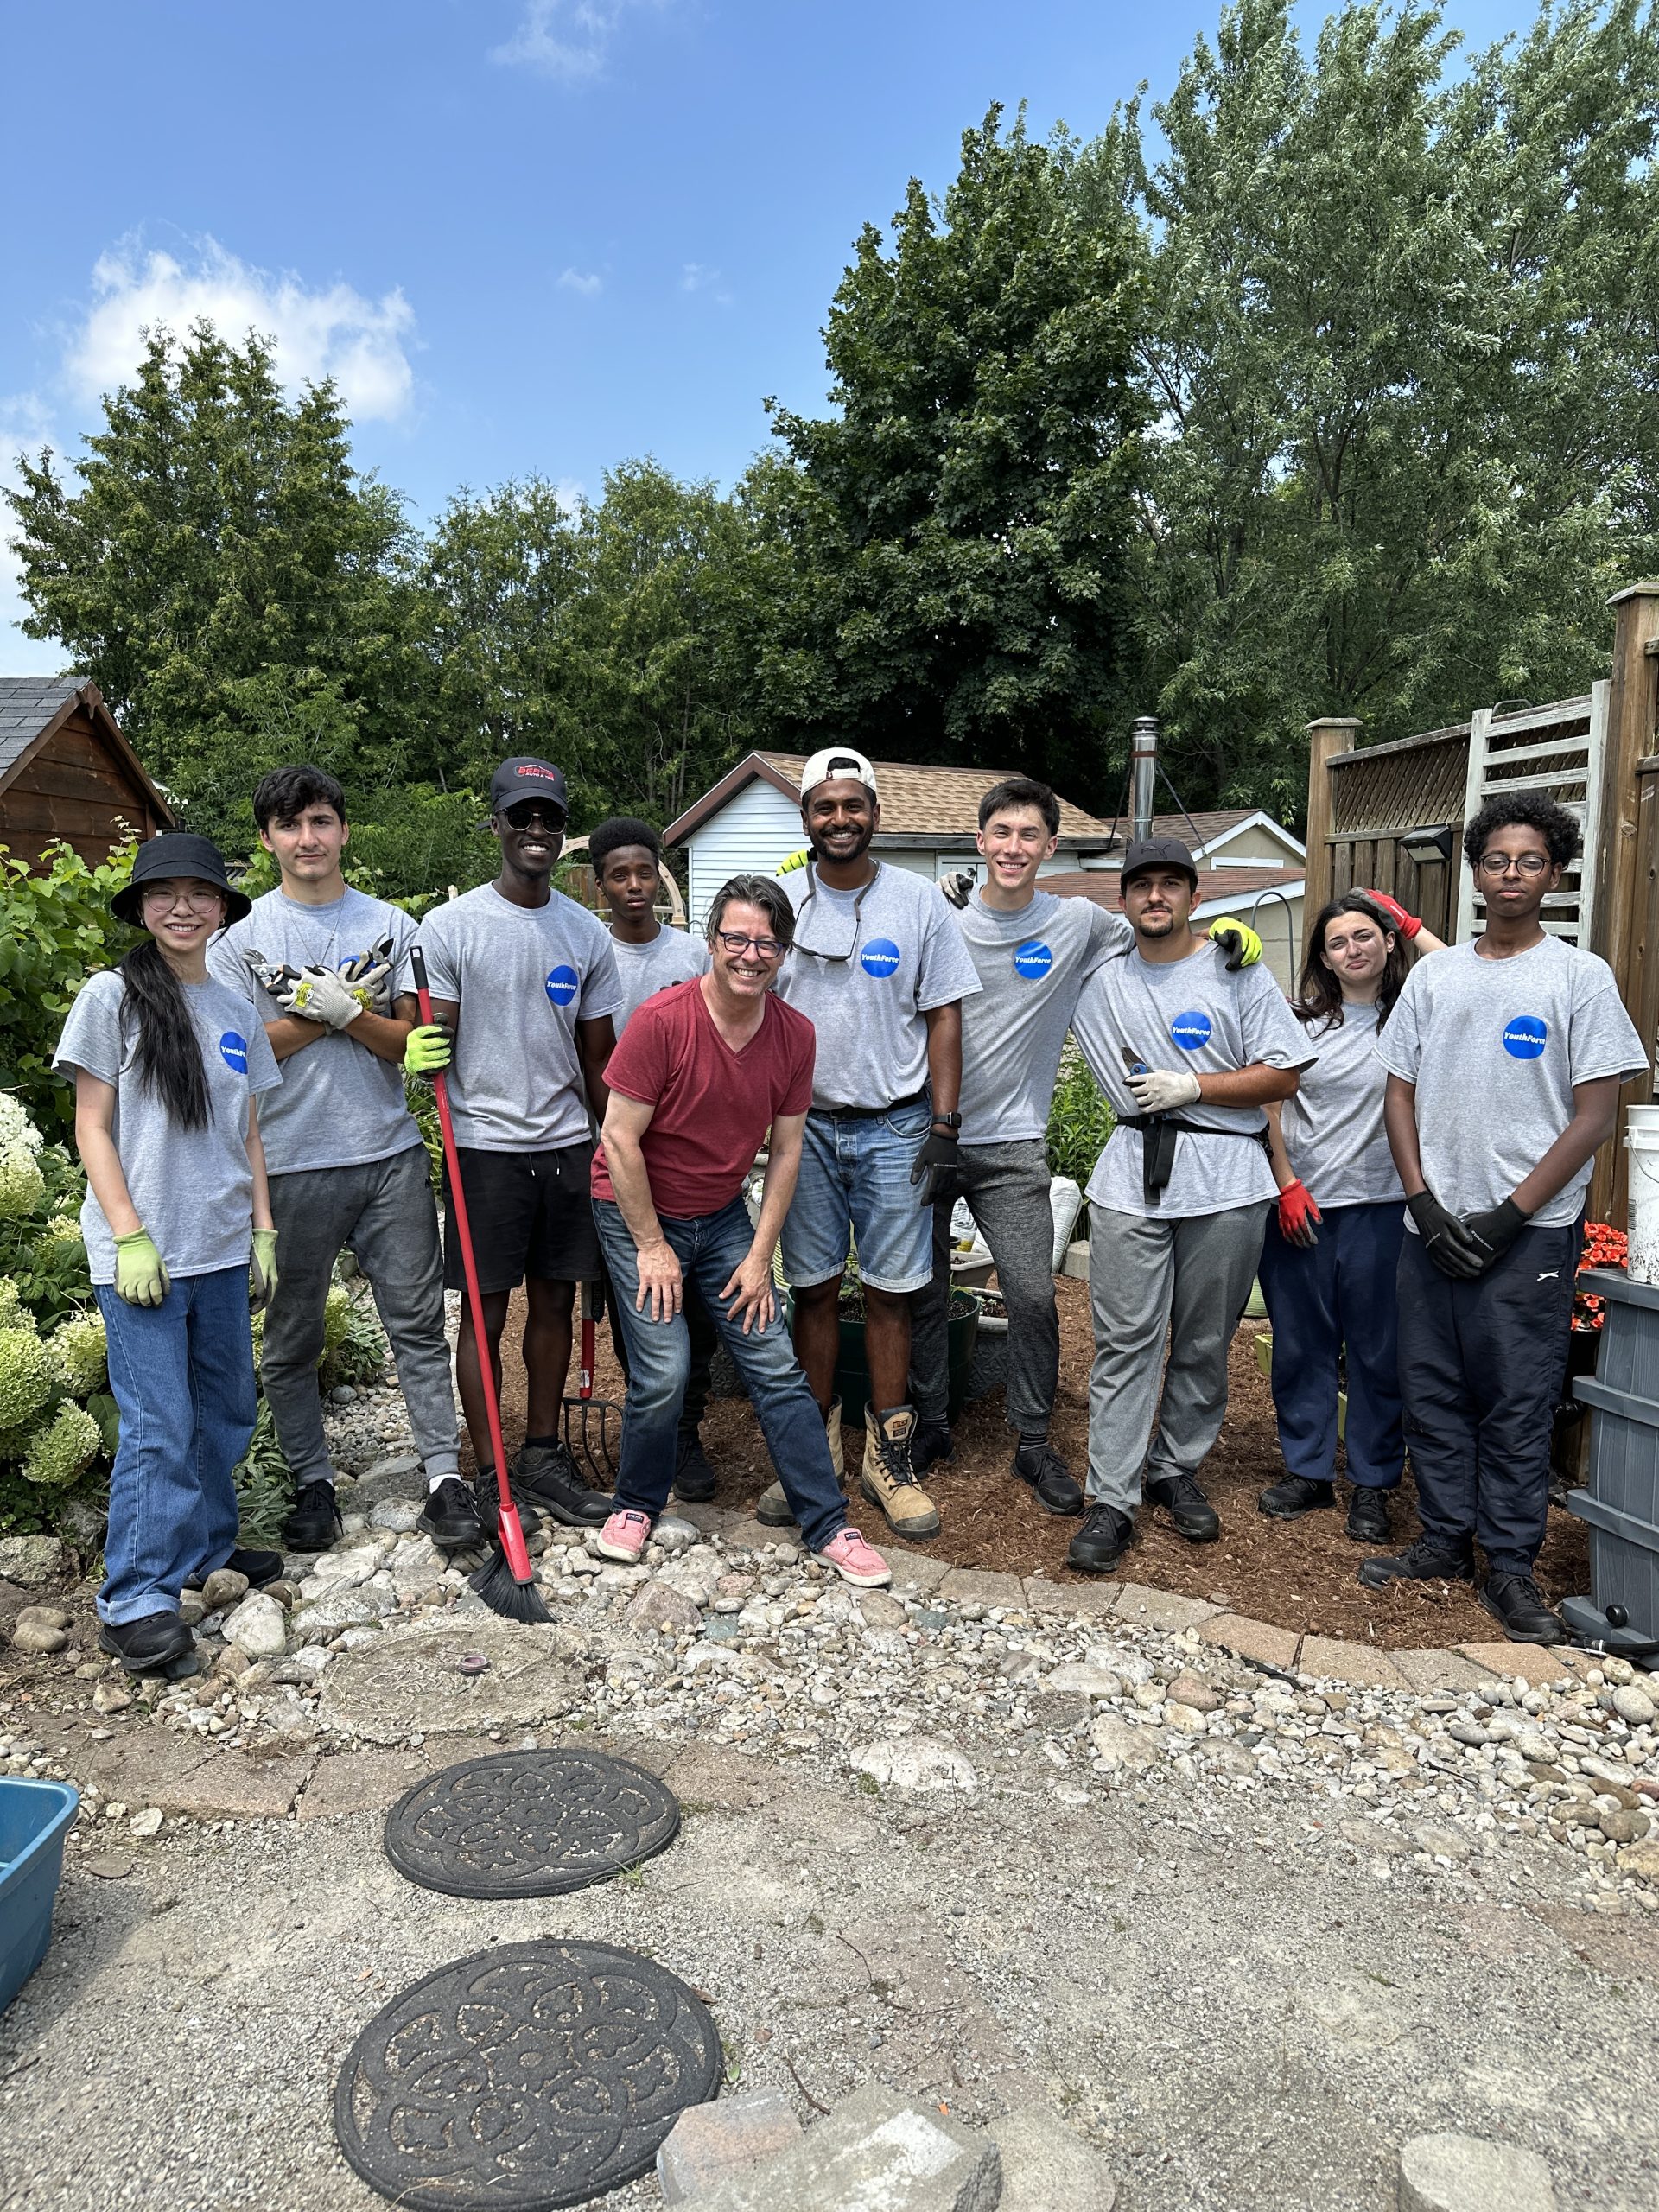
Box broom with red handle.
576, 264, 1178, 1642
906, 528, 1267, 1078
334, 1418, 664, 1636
410, 944, 550, 1624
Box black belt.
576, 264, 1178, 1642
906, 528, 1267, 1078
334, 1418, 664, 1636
1118, 1114, 1274, 1207
810, 1088, 929, 1122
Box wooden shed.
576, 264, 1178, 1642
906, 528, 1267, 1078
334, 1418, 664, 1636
0, 678, 173, 869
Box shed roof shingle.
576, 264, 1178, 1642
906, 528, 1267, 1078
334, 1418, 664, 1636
666, 750, 1119, 846
0, 677, 78, 779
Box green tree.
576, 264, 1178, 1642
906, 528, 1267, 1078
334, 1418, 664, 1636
4, 325, 428, 853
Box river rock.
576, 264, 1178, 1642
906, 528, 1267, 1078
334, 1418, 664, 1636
1044, 1662, 1123, 1700
10, 1618, 68, 1654
626, 1580, 704, 1634
852, 1736, 979, 1795
1090, 1713, 1157, 1773
223, 1591, 288, 1658
0, 1535, 63, 1585
1613, 1684, 1657, 1726
1398, 2133, 1555, 2212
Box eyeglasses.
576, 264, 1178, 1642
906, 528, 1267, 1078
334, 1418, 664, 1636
792, 868, 874, 963
715, 930, 785, 960
1476, 852, 1552, 877
140, 883, 224, 911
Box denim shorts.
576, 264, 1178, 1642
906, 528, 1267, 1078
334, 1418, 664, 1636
780, 1098, 935, 1294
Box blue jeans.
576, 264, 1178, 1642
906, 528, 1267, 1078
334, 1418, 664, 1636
594, 1196, 847, 1551
780, 1099, 934, 1294
95, 1268, 257, 1624
1257, 1201, 1406, 1489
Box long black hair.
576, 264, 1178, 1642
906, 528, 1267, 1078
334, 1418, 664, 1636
1294, 893, 1417, 1033
120, 938, 213, 1130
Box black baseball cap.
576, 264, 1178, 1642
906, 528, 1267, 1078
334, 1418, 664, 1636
1120, 835, 1198, 887
111, 831, 251, 925
490, 757, 569, 817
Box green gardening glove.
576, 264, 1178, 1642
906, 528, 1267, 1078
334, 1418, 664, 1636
249, 1229, 279, 1315
1207, 914, 1263, 971
114, 1229, 171, 1308
404, 1024, 452, 1077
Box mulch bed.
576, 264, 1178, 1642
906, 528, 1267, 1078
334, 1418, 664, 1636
485, 1278, 1590, 1653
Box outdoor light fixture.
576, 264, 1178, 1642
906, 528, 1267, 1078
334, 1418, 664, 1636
1400, 823, 1454, 865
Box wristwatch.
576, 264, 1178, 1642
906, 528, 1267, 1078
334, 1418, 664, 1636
931, 1111, 962, 1130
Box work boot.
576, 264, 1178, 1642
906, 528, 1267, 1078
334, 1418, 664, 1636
1259, 1474, 1335, 1520
1068, 1503, 1134, 1574
673, 1433, 718, 1503
185, 1548, 283, 1592
420, 1475, 486, 1548
860, 1405, 940, 1539
283, 1479, 342, 1551
512, 1441, 609, 1526
1480, 1571, 1566, 1646
758, 1397, 842, 1526
1011, 1440, 1084, 1516
99, 1610, 196, 1677
1144, 1472, 1220, 1543
1345, 1486, 1392, 1544
910, 1419, 954, 1476
1357, 1533, 1474, 1590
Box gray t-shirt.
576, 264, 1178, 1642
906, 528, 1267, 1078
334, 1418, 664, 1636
1073, 941, 1315, 1219
953, 892, 1128, 1144
1279, 1003, 1403, 1207
415, 885, 623, 1151
1376, 935, 1645, 1228
775, 863, 982, 1110
610, 926, 711, 1035
54, 969, 282, 1284
208, 886, 422, 1176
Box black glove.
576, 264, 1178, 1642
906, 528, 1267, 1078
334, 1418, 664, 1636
1211, 925, 1249, 973
940, 871, 976, 911
1459, 1197, 1529, 1272
910, 1127, 962, 1209
1407, 1189, 1484, 1280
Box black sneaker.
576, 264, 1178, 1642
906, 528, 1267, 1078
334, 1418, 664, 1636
474, 1471, 543, 1538
1011, 1442, 1084, 1517
99, 1610, 196, 1676
1345, 1487, 1392, 1544
420, 1475, 487, 1548
673, 1434, 718, 1503
910, 1421, 954, 1477
1357, 1534, 1475, 1590
1259, 1474, 1335, 1520
1144, 1472, 1220, 1543
184, 1548, 284, 1592
512, 1442, 610, 1526
1068, 1503, 1134, 1573
283, 1480, 342, 1551
1481, 1571, 1566, 1646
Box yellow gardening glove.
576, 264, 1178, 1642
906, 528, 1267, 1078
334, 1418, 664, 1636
404, 1024, 452, 1077
114, 1229, 171, 1308
1207, 915, 1262, 971
775, 848, 810, 876
249, 1229, 279, 1315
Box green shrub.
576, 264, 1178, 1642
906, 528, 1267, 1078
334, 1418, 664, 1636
1046, 1047, 1115, 1193
0, 842, 136, 1138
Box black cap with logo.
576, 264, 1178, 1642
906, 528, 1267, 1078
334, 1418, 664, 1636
490, 757, 569, 817
1120, 835, 1198, 887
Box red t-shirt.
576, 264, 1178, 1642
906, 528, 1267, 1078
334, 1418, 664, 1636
591, 979, 816, 1218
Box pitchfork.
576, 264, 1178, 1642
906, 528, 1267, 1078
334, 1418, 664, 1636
562, 1279, 623, 1491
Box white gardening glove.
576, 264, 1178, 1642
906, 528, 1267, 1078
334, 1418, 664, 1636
286, 963, 370, 1030
1126, 1065, 1202, 1114
339, 939, 396, 1014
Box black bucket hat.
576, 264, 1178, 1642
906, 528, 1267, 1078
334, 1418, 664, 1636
111, 832, 252, 926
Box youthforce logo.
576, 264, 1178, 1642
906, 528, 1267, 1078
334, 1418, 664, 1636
1171, 1011, 1213, 1052
1503, 1014, 1548, 1060
1013, 939, 1053, 982
545, 965, 580, 1007
861, 938, 901, 979
219, 1031, 249, 1075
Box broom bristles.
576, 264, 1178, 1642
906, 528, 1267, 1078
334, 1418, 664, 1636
468, 1545, 555, 1624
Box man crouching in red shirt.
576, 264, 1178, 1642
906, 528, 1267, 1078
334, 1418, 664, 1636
589, 874, 891, 1587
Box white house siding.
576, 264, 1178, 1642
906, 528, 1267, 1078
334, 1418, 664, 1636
684, 778, 806, 927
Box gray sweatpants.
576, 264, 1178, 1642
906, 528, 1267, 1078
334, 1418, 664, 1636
262, 1145, 461, 1487
1086, 1201, 1268, 1514
910, 1139, 1059, 1436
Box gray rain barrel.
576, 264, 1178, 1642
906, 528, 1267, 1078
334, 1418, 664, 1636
1568, 1266, 1659, 1647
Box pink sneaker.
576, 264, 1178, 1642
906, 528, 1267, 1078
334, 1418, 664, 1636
594, 1510, 652, 1563
815, 1525, 892, 1588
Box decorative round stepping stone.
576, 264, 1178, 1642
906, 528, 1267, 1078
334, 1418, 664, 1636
384, 1748, 680, 1898
334, 1938, 721, 2211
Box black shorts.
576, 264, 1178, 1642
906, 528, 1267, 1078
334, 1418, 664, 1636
442, 1143, 600, 1294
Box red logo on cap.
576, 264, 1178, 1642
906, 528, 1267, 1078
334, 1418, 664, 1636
517, 765, 560, 783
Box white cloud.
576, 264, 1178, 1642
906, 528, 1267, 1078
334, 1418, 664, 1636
557, 267, 603, 296
492, 0, 671, 81
554, 477, 587, 515
66, 238, 417, 423
0, 395, 69, 676
680, 262, 733, 305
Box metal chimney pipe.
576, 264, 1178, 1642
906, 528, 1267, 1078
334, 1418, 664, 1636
1130, 715, 1159, 844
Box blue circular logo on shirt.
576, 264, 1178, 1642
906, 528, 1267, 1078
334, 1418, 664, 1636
544, 964, 579, 1007
219, 1031, 248, 1075
1014, 939, 1053, 981
861, 938, 901, 980
1171, 1011, 1213, 1052
1503, 1014, 1548, 1060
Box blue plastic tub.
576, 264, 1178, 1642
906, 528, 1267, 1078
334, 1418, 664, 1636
0, 1777, 79, 2012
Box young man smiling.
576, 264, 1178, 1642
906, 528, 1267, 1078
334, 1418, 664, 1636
1067, 837, 1311, 1573
413, 759, 620, 1534
589, 874, 889, 1588
208, 766, 473, 1551
1363, 795, 1643, 1643
911, 777, 1261, 1516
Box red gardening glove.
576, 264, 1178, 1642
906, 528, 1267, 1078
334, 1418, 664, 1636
1357, 888, 1421, 939
1277, 1179, 1322, 1248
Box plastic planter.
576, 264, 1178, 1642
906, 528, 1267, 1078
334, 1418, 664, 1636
0, 1777, 79, 2012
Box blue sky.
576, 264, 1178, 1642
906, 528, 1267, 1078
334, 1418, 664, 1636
2, 0, 1520, 671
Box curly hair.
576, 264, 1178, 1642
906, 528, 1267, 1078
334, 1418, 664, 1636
1462, 792, 1580, 872
588, 817, 661, 872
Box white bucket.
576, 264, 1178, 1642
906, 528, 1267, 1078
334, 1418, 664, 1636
1049, 1176, 1084, 1270
1624, 1106, 1659, 1286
